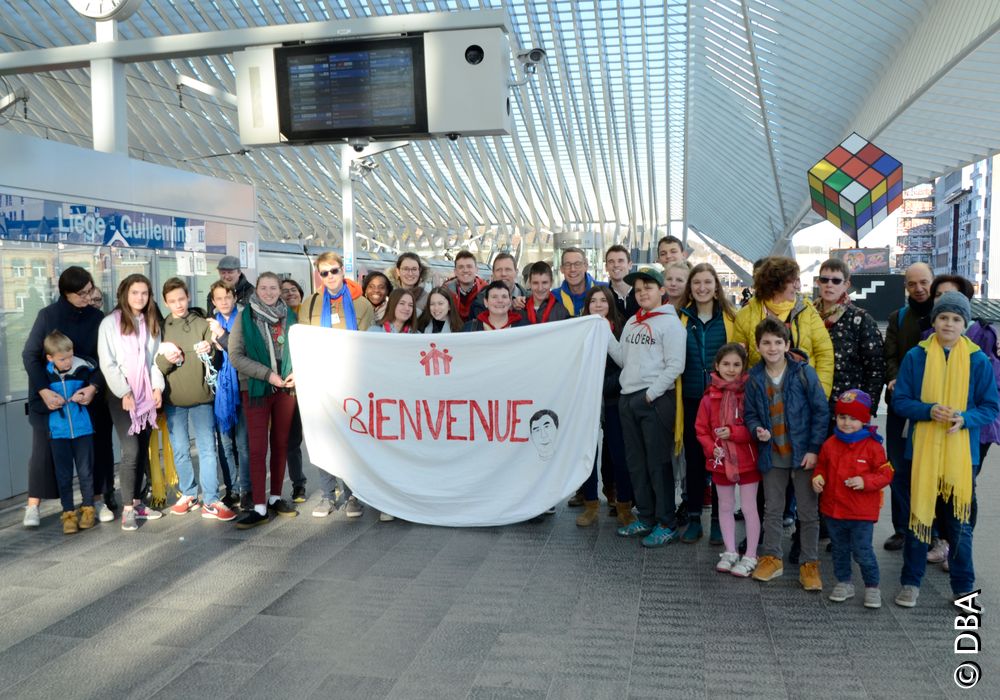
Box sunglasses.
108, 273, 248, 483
318, 268, 342, 277
817, 276, 845, 285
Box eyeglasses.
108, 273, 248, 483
817, 276, 845, 285
318, 268, 342, 277
73, 286, 94, 297
562, 261, 586, 270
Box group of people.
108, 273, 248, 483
20, 240, 998, 609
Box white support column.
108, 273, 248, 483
91, 20, 128, 155
341, 145, 356, 280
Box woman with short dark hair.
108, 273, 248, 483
22, 266, 115, 528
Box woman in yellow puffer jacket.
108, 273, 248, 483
732, 257, 835, 398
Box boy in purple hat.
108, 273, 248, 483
812, 389, 894, 608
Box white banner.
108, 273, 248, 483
289, 316, 609, 526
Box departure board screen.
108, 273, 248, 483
275, 37, 427, 141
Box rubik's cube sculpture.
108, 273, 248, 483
808, 132, 902, 242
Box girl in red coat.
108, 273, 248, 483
811, 389, 894, 608
696, 343, 761, 577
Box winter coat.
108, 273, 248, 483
965, 320, 1000, 445
444, 277, 488, 322
155, 312, 217, 407
22, 296, 105, 419
97, 314, 165, 399
522, 295, 571, 324
45, 357, 95, 439
823, 304, 885, 414
554, 274, 597, 317
883, 298, 933, 384
743, 354, 830, 473
678, 304, 734, 399
732, 294, 835, 397
206, 273, 254, 314
814, 433, 893, 521
891, 339, 1000, 466
695, 380, 758, 481
301, 281, 374, 330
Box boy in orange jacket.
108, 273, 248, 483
812, 389, 894, 609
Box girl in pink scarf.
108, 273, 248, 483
97, 274, 165, 531
695, 343, 761, 577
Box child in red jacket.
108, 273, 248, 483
696, 343, 760, 577
812, 389, 894, 608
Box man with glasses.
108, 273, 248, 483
554, 247, 597, 317
882, 262, 934, 551
812, 258, 885, 430
300, 251, 373, 519
207, 255, 254, 313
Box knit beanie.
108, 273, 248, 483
932, 290, 971, 327
835, 388, 872, 424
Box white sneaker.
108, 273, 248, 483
716, 551, 739, 572
23, 504, 40, 528
730, 556, 758, 578
96, 502, 115, 523
927, 538, 949, 563
312, 497, 334, 518
379, 512, 396, 522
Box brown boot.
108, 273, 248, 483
567, 489, 585, 507
576, 500, 600, 527
61, 511, 79, 535
616, 501, 636, 527
78, 506, 96, 530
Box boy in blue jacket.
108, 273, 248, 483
744, 318, 830, 590
44, 331, 97, 534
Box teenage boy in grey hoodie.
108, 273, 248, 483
608, 264, 687, 547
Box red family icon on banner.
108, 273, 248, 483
419, 343, 453, 376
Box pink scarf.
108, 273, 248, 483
113, 310, 158, 435
711, 372, 749, 482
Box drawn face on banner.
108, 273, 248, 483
529, 410, 559, 461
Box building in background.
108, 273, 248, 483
929, 156, 999, 296
894, 183, 934, 270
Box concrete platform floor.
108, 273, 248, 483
1, 453, 997, 700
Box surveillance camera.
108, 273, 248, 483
348, 137, 369, 153
446, 133, 460, 142
516, 48, 547, 66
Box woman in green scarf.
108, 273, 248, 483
229, 272, 299, 528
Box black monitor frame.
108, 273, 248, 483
274, 35, 428, 142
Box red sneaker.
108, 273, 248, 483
170, 495, 197, 515
201, 502, 237, 522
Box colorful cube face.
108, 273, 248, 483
808, 132, 902, 242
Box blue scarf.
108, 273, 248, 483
213, 309, 240, 432
834, 425, 883, 444
321, 284, 357, 330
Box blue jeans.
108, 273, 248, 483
166, 403, 220, 505
901, 489, 977, 594
319, 470, 352, 503
51, 435, 94, 511
826, 517, 879, 587
217, 407, 249, 495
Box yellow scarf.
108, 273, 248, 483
910, 334, 975, 543
764, 298, 796, 321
